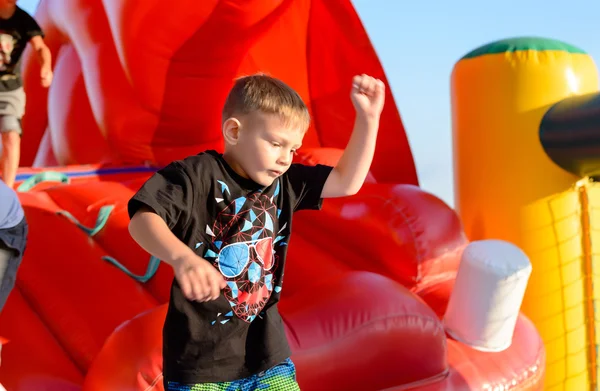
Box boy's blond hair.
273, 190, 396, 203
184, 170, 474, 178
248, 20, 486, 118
222, 74, 310, 132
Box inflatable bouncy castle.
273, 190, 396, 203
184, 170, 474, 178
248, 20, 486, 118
453, 37, 600, 390
0, 1, 545, 390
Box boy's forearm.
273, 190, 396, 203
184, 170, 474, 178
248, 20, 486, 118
128, 209, 194, 268
36, 46, 51, 70
324, 114, 379, 197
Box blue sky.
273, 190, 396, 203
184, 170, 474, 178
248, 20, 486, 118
18, 0, 600, 207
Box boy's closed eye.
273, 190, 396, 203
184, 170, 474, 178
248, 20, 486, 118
271, 141, 299, 156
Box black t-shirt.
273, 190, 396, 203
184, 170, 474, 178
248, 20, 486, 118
0, 6, 44, 91
128, 150, 333, 384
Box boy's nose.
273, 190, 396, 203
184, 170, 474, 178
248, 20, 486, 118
277, 153, 291, 166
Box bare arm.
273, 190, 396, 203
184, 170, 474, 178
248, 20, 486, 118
29, 35, 53, 87
128, 206, 195, 267
321, 74, 385, 198
129, 206, 226, 301
321, 115, 379, 197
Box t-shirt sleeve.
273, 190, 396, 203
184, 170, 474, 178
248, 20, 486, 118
20, 10, 44, 40
127, 162, 195, 230
285, 163, 334, 211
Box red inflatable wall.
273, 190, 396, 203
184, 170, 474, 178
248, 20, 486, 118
0, 0, 545, 390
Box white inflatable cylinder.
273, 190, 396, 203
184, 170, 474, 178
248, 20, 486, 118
443, 239, 532, 352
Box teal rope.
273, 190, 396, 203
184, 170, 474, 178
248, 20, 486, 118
101, 255, 161, 283
17, 171, 70, 192
56, 204, 161, 282
56, 205, 114, 237
20, 174, 161, 283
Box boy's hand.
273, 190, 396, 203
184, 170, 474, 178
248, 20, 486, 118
40, 66, 53, 88
350, 74, 385, 120
172, 254, 227, 302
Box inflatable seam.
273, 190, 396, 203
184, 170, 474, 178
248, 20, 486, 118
305, 0, 324, 148
382, 196, 423, 283
481, 338, 546, 390
579, 182, 597, 389
143, 373, 163, 391
291, 312, 446, 354
14, 285, 87, 374
379, 369, 450, 391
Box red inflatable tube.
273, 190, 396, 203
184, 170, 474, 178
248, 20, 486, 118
20, 0, 418, 186
82, 271, 449, 391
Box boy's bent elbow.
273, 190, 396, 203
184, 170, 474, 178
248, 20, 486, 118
344, 185, 361, 197
340, 179, 363, 197
348, 188, 360, 197
322, 185, 361, 199
128, 207, 155, 238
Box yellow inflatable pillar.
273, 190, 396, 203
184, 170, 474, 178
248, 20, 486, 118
452, 37, 600, 390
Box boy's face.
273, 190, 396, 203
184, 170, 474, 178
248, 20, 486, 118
0, 0, 16, 9
226, 111, 304, 186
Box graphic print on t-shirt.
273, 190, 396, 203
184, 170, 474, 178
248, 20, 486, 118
202, 178, 287, 323
0, 32, 16, 71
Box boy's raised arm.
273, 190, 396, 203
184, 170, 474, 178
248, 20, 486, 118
321, 74, 386, 198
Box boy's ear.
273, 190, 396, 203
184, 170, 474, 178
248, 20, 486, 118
223, 118, 242, 145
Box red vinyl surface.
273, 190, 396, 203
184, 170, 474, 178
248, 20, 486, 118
0, 0, 545, 390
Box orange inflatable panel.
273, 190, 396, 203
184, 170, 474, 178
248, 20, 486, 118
0, 0, 545, 390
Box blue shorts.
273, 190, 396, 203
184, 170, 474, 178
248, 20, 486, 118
0, 217, 28, 313
166, 358, 300, 391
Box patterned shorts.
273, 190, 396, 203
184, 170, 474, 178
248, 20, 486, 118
166, 358, 300, 391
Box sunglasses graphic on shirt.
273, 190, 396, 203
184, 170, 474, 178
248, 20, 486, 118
217, 237, 275, 278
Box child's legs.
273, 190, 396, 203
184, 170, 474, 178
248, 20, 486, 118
0, 86, 26, 188
0, 125, 22, 189
165, 358, 300, 391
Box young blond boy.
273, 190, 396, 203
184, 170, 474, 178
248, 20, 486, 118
128, 73, 385, 390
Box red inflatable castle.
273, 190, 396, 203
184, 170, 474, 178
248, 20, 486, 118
0, 0, 545, 390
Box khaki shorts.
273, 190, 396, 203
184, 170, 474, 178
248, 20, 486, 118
0, 87, 25, 135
